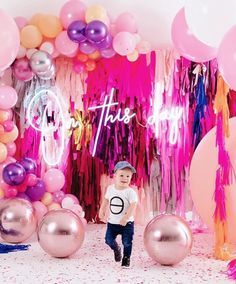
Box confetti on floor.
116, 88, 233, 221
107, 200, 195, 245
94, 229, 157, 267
0, 224, 232, 284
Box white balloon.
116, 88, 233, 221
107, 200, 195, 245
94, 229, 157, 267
185, 0, 236, 47
1, 0, 185, 48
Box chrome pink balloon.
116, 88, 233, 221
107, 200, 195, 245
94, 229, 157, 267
37, 209, 85, 258
0, 198, 37, 243
144, 214, 192, 265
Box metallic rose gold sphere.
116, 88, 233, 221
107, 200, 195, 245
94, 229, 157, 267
37, 209, 85, 258
144, 214, 193, 265
0, 198, 37, 243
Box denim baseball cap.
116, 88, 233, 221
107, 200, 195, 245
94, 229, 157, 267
114, 161, 136, 173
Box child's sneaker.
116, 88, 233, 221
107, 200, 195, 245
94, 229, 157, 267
121, 256, 130, 268
114, 246, 121, 262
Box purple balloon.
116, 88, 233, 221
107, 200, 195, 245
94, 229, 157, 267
53, 190, 65, 203
79, 41, 97, 54
101, 48, 116, 59
25, 180, 46, 202
67, 20, 87, 43
96, 34, 113, 50
85, 20, 108, 43
19, 157, 37, 174
3, 163, 26, 186
16, 192, 31, 202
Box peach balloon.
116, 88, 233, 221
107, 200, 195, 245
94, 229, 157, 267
29, 13, 43, 26
0, 188, 4, 199
127, 49, 139, 62
0, 110, 13, 122
20, 25, 43, 48
0, 142, 7, 163
33, 201, 48, 222
38, 15, 63, 38
85, 5, 108, 24
0, 125, 18, 143
37, 209, 85, 258
190, 117, 236, 244
48, 202, 61, 211
88, 50, 101, 60
41, 192, 53, 206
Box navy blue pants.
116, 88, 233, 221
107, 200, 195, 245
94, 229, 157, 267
105, 222, 134, 258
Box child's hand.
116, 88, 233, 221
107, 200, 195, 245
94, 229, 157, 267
99, 210, 105, 221
120, 216, 128, 226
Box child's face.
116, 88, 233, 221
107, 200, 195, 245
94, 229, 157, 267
114, 168, 133, 189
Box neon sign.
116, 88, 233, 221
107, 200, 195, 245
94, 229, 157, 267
88, 88, 183, 156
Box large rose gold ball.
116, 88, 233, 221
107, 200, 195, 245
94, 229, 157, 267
144, 214, 192, 265
37, 209, 85, 258
0, 198, 37, 243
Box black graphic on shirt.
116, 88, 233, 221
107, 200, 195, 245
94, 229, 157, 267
110, 197, 124, 215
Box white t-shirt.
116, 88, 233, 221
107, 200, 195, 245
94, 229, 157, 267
105, 184, 138, 224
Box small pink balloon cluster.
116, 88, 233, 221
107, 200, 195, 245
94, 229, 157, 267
8, 0, 152, 79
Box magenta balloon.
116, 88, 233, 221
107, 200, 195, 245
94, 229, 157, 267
12, 58, 34, 82
25, 180, 46, 202
218, 25, 236, 91
0, 10, 20, 71
79, 41, 97, 54
96, 34, 113, 50
19, 157, 37, 174
171, 8, 217, 63
3, 162, 26, 186
67, 20, 87, 43
85, 20, 108, 43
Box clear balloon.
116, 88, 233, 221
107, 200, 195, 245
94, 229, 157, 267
53, 190, 65, 204
0, 9, 20, 71
85, 20, 108, 43
101, 48, 116, 59
144, 214, 192, 265
67, 20, 87, 43
37, 209, 85, 257
171, 8, 217, 62
0, 198, 37, 243
3, 162, 26, 186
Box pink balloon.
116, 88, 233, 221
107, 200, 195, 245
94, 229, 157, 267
33, 201, 48, 222
14, 16, 27, 30
12, 58, 34, 82
55, 31, 78, 56
60, 0, 86, 29
6, 142, 16, 156
113, 31, 136, 56
53, 190, 65, 203
0, 68, 13, 86
4, 186, 18, 198
73, 61, 85, 74
171, 8, 217, 63
43, 168, 65, 193
115, 12, 137, 33
25, 173, 38, 186
189, 117, 236, 244
2, 120, 14, 132
0, 10, 20, 71
218, 25, 236, 91
0, 86, 18, 109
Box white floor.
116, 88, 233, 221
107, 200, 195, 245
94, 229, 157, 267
0, 224, 233, 284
